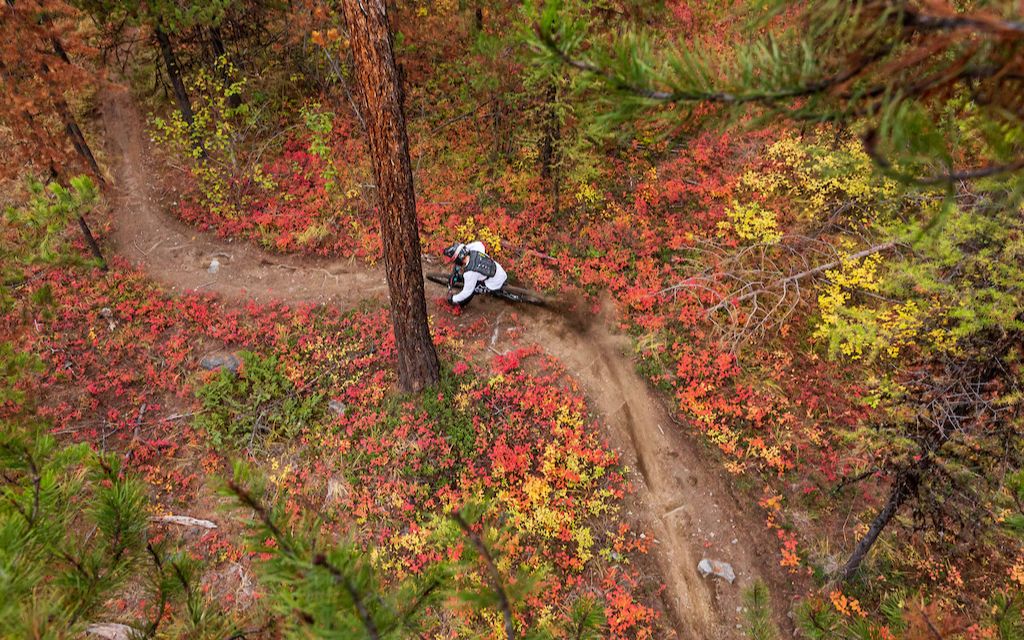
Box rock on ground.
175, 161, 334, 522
697, 558, 736, 584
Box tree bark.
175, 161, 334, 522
47, 37, 104, 183
836, 467, 920, 582
77, 213, 109, 270
208, 26, 242, 109
154, 25, 205, 157
538, 81, 562, 213
341, 0, 439, 392
6, 86, 108, 270
539, 82, 559, 180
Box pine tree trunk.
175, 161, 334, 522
836, 469, 919, 582
340, 0, 439, 393
77, 214, 109, 270
538, 81, 561, 213
208, 26, 242, 109
154, 26, 205, 157
48, 38, 103, 181
539, 82, 559, 180
14, 100, 108, 270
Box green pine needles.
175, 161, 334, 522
0, 428, 145, 635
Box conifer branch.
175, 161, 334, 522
451, 510, 515, 640
311, 553, 380, 639
533, 23, 890, 106
904, 11, 1024, 36
864, 128, 1024, 185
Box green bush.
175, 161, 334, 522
421, 368, 477, 460
196, 351, 324, 452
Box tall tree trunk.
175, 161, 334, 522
1, 2, 107, 270
836, 427, 950, 583
6, 80, 108, 270
208, 25, 242, 109
341, 0, 439, 393
538, 81, 561, 213
490, 93, 506, 161
76, 213, 108, 270
154, 25, 205, 157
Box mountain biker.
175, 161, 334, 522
443, 241, 507, 307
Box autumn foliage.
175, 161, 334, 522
2, 0, 1023, 638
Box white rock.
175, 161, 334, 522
208, 258, 220, 274
697, 558, 736, 584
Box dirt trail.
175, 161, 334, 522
514, 303, 796, 638
101, 84, 388, 306
100, 84, 794, 639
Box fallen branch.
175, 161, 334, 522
705, 241, 899, 315
85, 623, 135, 640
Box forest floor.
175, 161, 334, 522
100, 82, 801, 640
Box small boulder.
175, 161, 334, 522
208, 258, 221, 274
200, 352, 241, 373
698, 558, 736, 584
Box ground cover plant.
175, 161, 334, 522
2, 0, 1023, 638
2, 232, 662, 635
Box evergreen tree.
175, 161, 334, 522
340, 0, 440, 392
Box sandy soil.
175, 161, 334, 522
99, 83, 799, 639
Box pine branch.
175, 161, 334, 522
831, 468, 879, 496
225, 477, 293, 554
145, 544, 169, 638
451, 510, 515, 640
864, 128, 1024, 185
533, 22, 890, 106
905, 11, 1024, 36
312, 553, 380, 640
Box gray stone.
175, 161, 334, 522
697, 558, 736, 584
200, 352, 241, 373
329, 400, 347, 416
208, 258, 220, 274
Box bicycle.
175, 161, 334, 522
425, 271, 546, 306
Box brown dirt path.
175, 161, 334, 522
513, 301, 799, 639
101, 84, 388, 306
99, 83, 798, 639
